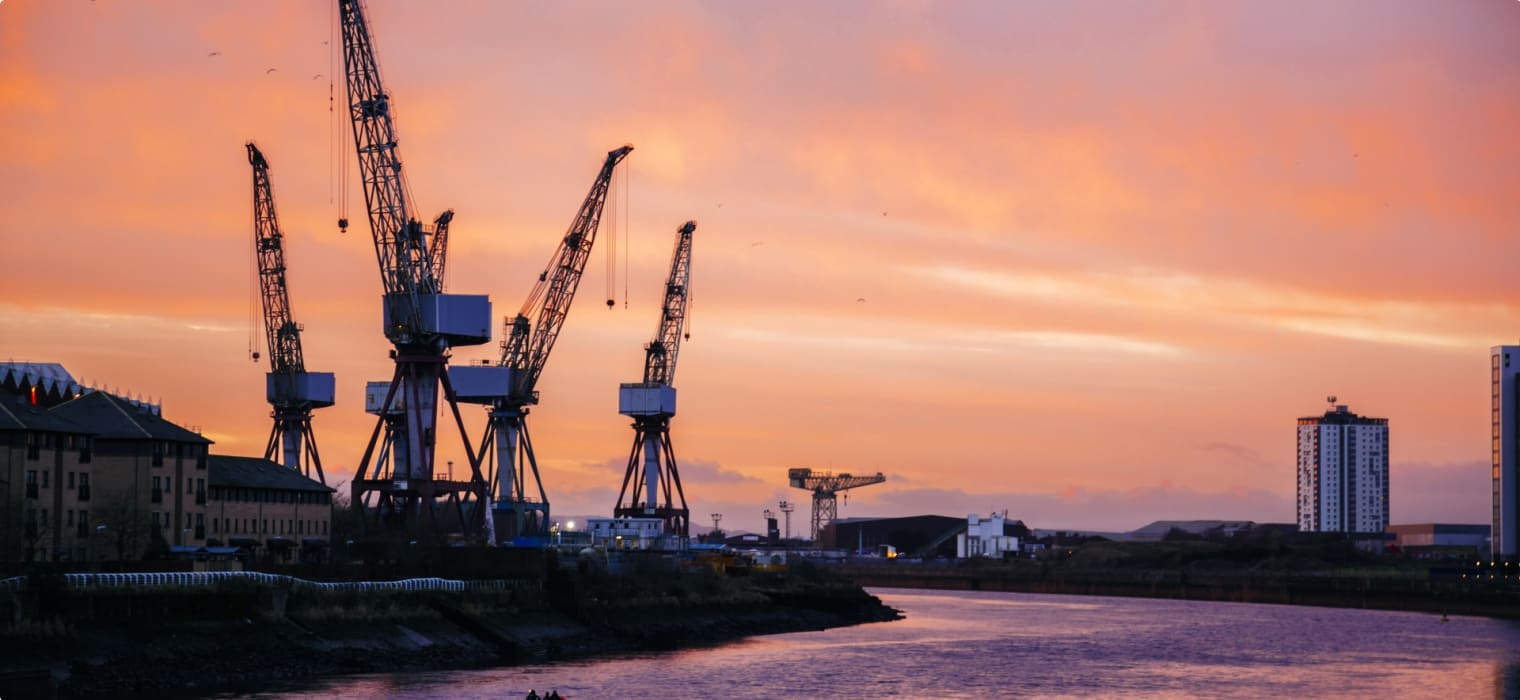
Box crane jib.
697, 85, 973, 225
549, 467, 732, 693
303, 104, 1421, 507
339, 0, 488, 347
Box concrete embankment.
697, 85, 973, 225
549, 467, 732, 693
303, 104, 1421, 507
0, 574, 899, 698
838, 564, 1520, 618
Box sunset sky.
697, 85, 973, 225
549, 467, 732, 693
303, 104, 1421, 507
3, 1, 1519, 534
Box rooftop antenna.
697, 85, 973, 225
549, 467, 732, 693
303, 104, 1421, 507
1326, 395, 1337, 407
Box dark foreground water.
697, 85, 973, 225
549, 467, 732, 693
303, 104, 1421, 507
228, 588, 1520, 699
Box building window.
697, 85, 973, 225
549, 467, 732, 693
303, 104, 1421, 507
151, 442, 165, 467
26, 433, 40, 460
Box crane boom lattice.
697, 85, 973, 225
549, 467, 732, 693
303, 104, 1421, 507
247, 142, 334, 484
614, 221, 696, 536
338, 0, 492, 537
469, 145, 633, 543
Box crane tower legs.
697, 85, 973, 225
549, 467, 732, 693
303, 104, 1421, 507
351, 351, 491, 537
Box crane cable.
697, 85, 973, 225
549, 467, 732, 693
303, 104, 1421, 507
248, 178, 259, 363
328, 2, 335, 207
622, 160, 630, 309
605, 161, 618, 309
334, 2, 350, 234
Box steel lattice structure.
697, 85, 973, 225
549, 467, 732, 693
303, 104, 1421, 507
614, 221, 696, 537
247, 142, 334, 484
471, 145, 633, 543
787, 468, 886, 543
339, 0, 492, 536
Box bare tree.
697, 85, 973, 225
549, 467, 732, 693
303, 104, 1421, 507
21, 506, 52, 563
94, 488, 151, 561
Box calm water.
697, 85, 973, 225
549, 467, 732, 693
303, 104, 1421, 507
229, 588, 1520, 699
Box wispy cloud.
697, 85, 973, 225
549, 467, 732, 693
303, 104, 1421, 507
911, 263, 1505, 353
729, 322, 1183, 359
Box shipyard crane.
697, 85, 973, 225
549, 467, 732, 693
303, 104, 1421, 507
788, 468, 886, 543
454, 145, 633, 543
247, 142, 336, 484
613, 221, 695, 536
338, 0, 493, 533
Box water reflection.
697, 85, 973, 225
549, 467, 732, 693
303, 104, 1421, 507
225, 589, 1520, 699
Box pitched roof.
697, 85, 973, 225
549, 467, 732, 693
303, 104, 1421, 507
0, 361, 161, 413
0, 387, 92, 433
49, 391, 210, 444
208, 455, 332, 493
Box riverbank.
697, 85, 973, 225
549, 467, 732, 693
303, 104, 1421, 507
0, 567, 900, 698
837, 562, 1520, 618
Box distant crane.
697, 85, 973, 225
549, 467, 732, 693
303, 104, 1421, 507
788, 467, 886, 543
246, 142, 335, 484
453, 145, 633, 543
614, 221, 695, 537
338, 0, 493, 533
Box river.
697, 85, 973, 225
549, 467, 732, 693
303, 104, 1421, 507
224, 588, 1520, 699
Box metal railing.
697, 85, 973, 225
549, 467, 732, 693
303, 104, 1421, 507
0, 572, 538, 593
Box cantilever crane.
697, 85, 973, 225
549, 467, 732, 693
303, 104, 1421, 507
471, 145, 633, 542
339, 0, 493, 533
614, 221, 695, 536
788, 468, 886, 543
247, 142, 335, 484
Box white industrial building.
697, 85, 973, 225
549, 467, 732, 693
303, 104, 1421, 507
585, 516, 684, 551
957, 512, 1019, 559
1297, 402, 1389, 534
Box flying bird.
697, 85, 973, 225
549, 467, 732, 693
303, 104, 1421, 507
856, 297, 866, 303
207, 51, 220, 57
266, 67, 278, 74
750, 241, 764, 247
313, 73, 324, 80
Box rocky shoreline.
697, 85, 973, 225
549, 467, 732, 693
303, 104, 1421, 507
0, 579, 900, 698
